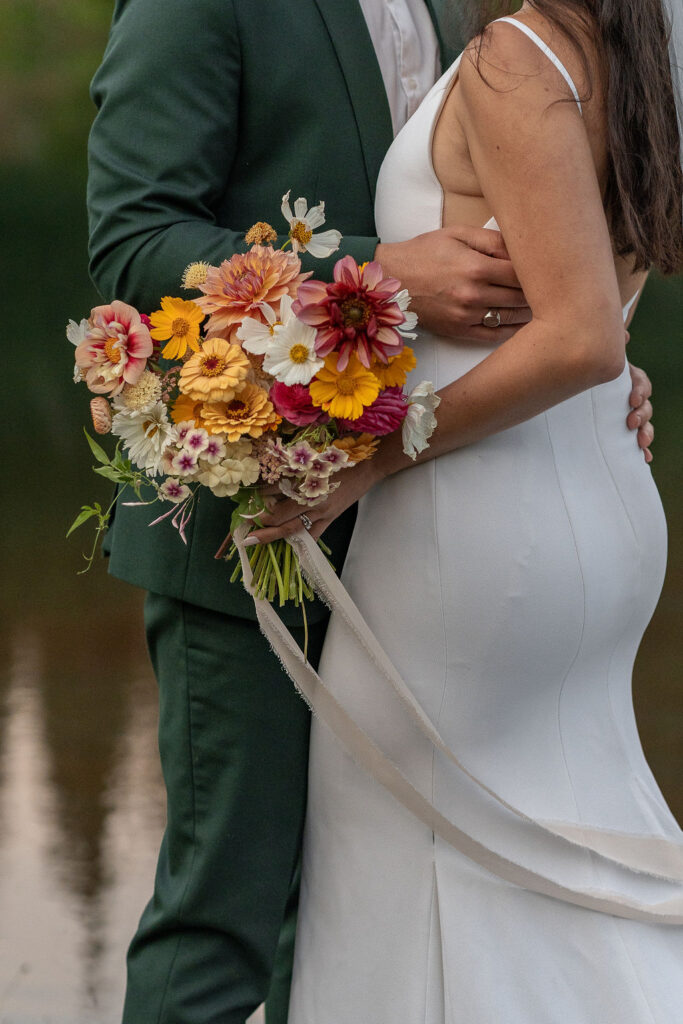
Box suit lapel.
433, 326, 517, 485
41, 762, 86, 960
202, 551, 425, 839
312, 0, 393, 203
423, 0, 447, 70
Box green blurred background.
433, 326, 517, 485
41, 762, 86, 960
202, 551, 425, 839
0, 2, 680, 1020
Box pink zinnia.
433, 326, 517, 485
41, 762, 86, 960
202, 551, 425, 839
338, 386, 408, 435
292, 256, 406, 371
75, 301, 153, 397
269, 381, 330, 427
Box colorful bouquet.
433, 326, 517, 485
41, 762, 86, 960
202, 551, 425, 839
67, 193, 440, 621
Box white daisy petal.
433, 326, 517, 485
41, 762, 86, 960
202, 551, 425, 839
293, 196, 308, 219
305, 202, 326, 230
281, 190, 293, 223
236, 317, 275, 355
304, 229, 342, 259
279, 294, 295, 324
257, 302, 279, 326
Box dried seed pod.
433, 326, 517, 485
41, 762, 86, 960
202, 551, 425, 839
90, 396, 112, 435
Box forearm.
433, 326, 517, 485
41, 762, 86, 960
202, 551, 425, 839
88, 211, 379, 311
377, 316, 625, 479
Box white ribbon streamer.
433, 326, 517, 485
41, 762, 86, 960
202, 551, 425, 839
235, 524, 683, 924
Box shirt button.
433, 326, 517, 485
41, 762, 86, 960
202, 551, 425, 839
406, 76, 418, 91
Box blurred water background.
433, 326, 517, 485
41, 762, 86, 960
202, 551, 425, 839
0, 2, 680, 1021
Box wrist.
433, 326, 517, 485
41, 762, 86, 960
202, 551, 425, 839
372, 431, 408, 481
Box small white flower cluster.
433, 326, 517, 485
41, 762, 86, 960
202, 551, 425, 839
255, 436, 351, 506
159, 421, 260, 500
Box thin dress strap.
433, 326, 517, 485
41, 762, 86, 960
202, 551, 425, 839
495, 16, 583, 115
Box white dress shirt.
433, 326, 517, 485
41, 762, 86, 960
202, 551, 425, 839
358, 0, 442, 135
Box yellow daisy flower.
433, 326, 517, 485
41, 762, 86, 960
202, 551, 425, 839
370, 346, 417, 389
309, 353, 380, 421
149, 296, 205, 359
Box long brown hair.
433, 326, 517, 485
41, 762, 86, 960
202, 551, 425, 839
450, 1, 683, 274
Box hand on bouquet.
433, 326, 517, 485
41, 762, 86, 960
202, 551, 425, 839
247, 456, 385, 545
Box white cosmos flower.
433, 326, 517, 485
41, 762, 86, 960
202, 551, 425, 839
395, 288, 418, 339
237, 295, 296, 355
111, 400, 177, 476
66, 318, 90, 346
402, 381, 441, 460
281, 190, 342, 259
262, 319, 323, 385
68, 318, 90, 382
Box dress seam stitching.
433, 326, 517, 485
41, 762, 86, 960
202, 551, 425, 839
542, 412, 589, 831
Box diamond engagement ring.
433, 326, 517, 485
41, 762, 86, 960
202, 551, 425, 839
299, 513, 313, 531
482, 309, 502, 328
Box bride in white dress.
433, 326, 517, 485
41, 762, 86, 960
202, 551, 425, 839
250, 2, 683, 1019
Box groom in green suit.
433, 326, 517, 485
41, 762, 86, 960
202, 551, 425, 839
87, 2, 654, 1021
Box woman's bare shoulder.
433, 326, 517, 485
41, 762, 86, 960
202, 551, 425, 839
458, 9, 601, 114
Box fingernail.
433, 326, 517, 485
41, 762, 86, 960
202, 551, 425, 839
244, 537, 259, 547
634, 414, 642, 427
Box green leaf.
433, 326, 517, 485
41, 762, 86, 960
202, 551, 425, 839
66, 507, 100, 538
83, 428, 111, 466
93, 464, 124, 482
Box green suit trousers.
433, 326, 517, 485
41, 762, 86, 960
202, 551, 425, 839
122, 594, 327, 1024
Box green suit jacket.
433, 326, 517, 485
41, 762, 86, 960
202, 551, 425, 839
87, 0, 459, 624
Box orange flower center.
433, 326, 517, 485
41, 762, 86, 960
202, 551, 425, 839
172, 317, 191, 338
335, 374, 358, 396
104, 338, 122, 364
227, 399, 248, 419
142, 421, 158, 437
201, 355, 227, 377
289, 344, 310, 364
340, 298, 371, 328
290, 220, 313, 246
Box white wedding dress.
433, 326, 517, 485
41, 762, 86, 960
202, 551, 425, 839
287, 19, 683, 1023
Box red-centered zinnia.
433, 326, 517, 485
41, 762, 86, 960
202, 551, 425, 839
178, 338, 251, 403
201, 383, 281, 442
196, 246, 310, 342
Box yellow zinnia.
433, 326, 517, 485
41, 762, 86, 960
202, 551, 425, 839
149, 296, 205, 359
309, 353, 380, 421
371, 346, 417, 389
179, 338, 251, 403
201, 383, 281, 442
